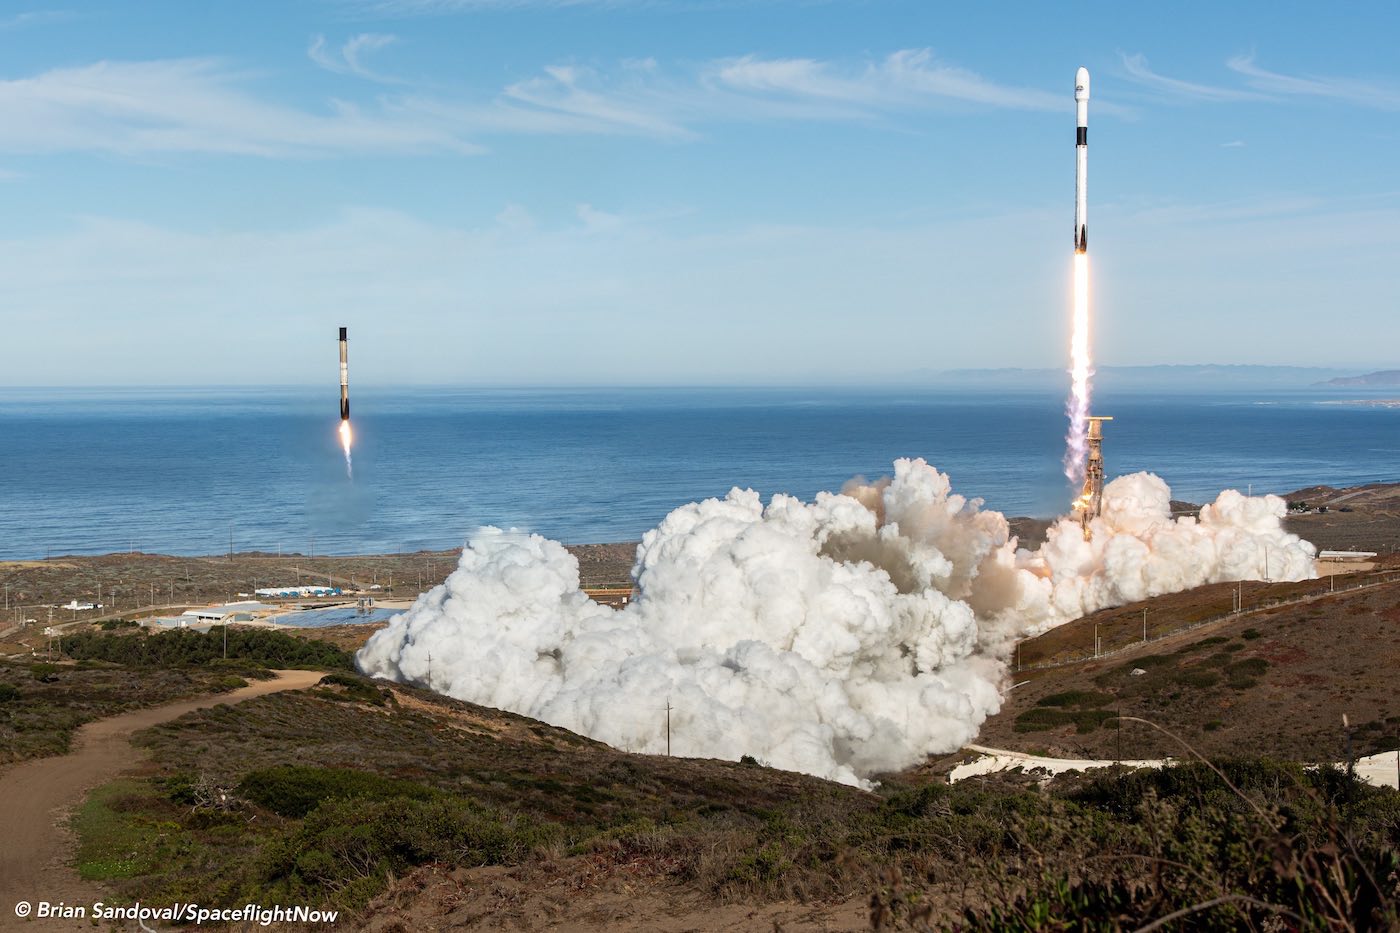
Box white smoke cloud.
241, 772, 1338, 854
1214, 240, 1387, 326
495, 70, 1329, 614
357, 459, 1315, 785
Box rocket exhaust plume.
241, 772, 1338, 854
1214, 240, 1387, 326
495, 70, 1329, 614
1064, 67, 1093, 486
338, 326, 353, 479
356, 460, 1316, 787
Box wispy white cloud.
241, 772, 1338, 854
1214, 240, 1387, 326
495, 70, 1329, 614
0, 49, 1083, 158
710, 49, 1065, 112
309, 33, 402, 83
1227, 54, 1400, 110
0, 10, 74, 30
499, 64, 696, 137
1122, 51, 1400, 112
1221, 139, 1245, 148
0, 58, 481, 156
1119, 52, 1269, 102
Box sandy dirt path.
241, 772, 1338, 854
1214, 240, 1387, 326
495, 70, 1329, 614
0, 669, 324, 930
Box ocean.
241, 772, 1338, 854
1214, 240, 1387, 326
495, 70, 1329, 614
0, 385, 1395, 560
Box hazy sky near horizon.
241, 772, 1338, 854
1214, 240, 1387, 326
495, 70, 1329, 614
1, 1, 1398, 385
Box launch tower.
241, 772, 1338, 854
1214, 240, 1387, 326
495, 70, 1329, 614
1076, 416, 1112, 540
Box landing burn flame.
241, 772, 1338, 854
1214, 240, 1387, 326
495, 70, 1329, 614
339, 419, 353, 479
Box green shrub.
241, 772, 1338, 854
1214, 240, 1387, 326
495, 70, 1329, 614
1173, 668, 1220, 688
0, 682, 19, 702
1226, 658, 1269, 678
1225, 658, 1269, 690
1015, 708, 1117, 734
315, 672, 389, 706
238, 765, 438, 818
60, 629, 352, 671
1177, 636, 1228, 654
29, 663, 60, 681
1242, 628, 1262, 640
1036, 691, 1112, 709
256, 795, 563, 909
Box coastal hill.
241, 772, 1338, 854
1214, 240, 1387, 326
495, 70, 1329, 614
905, 364, 1368, 389
1318, 369, 1400, 386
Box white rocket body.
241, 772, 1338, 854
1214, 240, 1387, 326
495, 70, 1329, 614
338, 327, 349, 421
1074, 67, 1089, 253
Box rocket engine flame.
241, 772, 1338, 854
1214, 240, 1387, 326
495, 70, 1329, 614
1064, 252, 1092, 484
338, 419, 353, 479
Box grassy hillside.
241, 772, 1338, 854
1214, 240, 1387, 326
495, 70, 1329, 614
60, 671, 1400, 930
976, 572, 1400, 763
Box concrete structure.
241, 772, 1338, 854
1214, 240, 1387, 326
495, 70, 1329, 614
180, 601, 274, 623
254, 586, 343, 598
1318, 550, 1379, 562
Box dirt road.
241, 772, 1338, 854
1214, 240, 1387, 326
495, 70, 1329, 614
0, 669, 324, 929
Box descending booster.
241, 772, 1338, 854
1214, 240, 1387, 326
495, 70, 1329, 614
1074, 67, 1089, 253
339, 326, 349, 420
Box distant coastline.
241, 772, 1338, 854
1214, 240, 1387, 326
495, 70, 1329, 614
1317, 399, 1400, 408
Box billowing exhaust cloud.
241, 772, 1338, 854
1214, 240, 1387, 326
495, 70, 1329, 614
357, 459, 1314, 785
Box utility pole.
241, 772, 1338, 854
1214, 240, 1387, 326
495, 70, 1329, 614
229, 521, 234, 561
665, 698, 673, 757
223, 620, 228, 659
426, 651, 433, 686
1094, 622, 1101, 659
1142, 608, 1148, 643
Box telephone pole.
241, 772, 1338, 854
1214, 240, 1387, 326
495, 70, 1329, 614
665, 698, 673, 757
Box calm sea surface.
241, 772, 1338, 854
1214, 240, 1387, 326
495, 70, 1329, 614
0, 386, 1395, 559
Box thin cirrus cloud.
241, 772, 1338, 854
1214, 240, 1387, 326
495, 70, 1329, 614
1123, 51, 1400, 110
0, 50, 1072, 158
1227, 54, 1400, 110
308, 33, 402, 83
0, 10, 75, 30
1119, 52, 1270, 102
0, 58, 482, 156
710, 49, 1066, 112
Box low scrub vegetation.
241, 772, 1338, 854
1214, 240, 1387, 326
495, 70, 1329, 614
0, 658, 289, 766
60, 628, 352, 671
77, 685, 1400, 927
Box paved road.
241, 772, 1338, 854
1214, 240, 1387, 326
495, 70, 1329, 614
0, 670, 324, 930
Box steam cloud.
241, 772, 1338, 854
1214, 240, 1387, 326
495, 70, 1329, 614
357, 459, 1314, 785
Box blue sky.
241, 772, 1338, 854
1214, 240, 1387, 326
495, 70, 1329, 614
1, 0, 1397, 385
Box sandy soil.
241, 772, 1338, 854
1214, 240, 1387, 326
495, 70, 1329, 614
0, 669, 324, 932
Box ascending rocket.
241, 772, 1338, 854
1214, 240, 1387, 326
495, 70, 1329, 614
339, 326, 349, 420
1074, 66, 1090, 253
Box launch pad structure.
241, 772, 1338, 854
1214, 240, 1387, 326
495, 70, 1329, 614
1076, 416, 1112, 540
